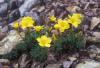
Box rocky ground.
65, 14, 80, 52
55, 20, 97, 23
0, 0, 100, 68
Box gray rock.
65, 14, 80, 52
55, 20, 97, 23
0, 3, 8, 17
31, 61, 39, 68
13, 63, 18, 68
87, 45, 100, 54
8, 9, 20, 23
6, 0, 25, 8
38, 6, 45, 12
0, 63, 3, 68
8, 0, 18, 10
63, 61, 73, 68
87, 45, 100, 61
89, 53, 96, 59
19, 0, 40, 16
17, 0, 25, 7
1, 26, 8, 33
8, 0, 25, 10
0, 0, 5, 3
47, 53, 56, 62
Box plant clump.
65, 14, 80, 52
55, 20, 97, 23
1, 13, 85, 62
54, 30, 85, 55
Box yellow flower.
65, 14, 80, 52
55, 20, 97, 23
34, 26, 43, 32
12, 21, 19, 29
49, 27, 52, 32
68, 13, 82, 28
72, 13, 82, 19
37, 35, 52, 47
20, 16, 34, 29
54, 19, 70, 32
48, 15, 56, 22
54, 24, 59, 29
52, 34, 57, 41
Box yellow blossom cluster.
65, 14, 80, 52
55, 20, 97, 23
54, 19, 70, 32
67, 13, 82, 28
34, 26, 43, 32
13, 16, 34, 29
12, 13, 82, 48
49, 13, 82, 33
37, 35, 52, 47
20, 16, 34, 29
13, 21, 19, 29
48, 15, 56, 22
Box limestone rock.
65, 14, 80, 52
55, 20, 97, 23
76, 60, 100, 68
68, 57, 77, 61
86, 36, 100, 43
0, 30, 24, 55
0, 32, 6, 41
45, 64, 62, 68
90, 17, 100, 30
92, 32, 100, 39
0, 59, 9, 63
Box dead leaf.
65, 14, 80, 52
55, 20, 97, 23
18, 54, 31, 68
66, 6, 80, 13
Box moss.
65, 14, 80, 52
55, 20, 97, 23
30, 45, 48, 62
54, 30, 85, 54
